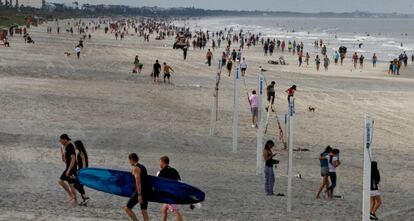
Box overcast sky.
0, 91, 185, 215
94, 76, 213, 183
53, 0, 414, 14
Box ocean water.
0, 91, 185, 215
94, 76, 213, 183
177, 17, 414, 61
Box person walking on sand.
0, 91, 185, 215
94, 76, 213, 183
75, 45, 81, 59
124, 153, 149, 221
182, 46, 188, 60
359, 55, 365, 69
326, 149, 340, 198
163, 62, 175, 84
372, 53, 378, 68
240, 57, 247, 77
333, 51, 339, 65
249, 90, 259, 128
298, 50, 303, 67
316, 146, 333, 199
226, 59, 233, 77
286, 85, 296, 103
263, 140, 278, 195
206, 49, 213, 66
152, 60, 162, 83
370, 161, 382, 220
58, 134, 80, 204
352, 52, 358, 69
74, 140, 90, 206
323, 55, 330, 71
305, 52, 310, 67
157, 156, 184, 221
133, 55, 140, 73
315, 55, 321, 71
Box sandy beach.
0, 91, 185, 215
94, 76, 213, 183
1, 19, 414, 221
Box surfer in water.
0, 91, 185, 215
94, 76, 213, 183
157, 156, 184, 221
124, 153, 149, 221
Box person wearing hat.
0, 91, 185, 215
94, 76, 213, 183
58, 134, 78, 203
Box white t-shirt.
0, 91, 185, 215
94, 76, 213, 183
240, 60, 247, 69
75, 47, 81, 53
326, 155, 338, 173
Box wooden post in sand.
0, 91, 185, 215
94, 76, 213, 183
287, 96, 295, 212
209, 59, 222, 136
232, 61, 241, 153
362, 117, 374, 221
256, 72, 265, 175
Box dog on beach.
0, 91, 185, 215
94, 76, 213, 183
64, 52, 71, 56
308, 106, 316, 112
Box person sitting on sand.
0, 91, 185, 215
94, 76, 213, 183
370, 161, 382, 220
157, 156, 184, 221
124, 153, 149, 221
163, 62, 175, 84
316, 146, 333, 199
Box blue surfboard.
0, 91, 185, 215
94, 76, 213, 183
78, 168, 205, 204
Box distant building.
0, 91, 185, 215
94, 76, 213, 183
1, 0, 44, 8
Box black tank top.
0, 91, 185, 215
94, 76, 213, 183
134, 163, 148, 192
265, 150, 274, 167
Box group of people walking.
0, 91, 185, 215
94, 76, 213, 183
58, 134, 187, 221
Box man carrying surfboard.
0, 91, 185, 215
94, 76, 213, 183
124, 153, 149, 221
58, 134, 78, 204
157, 156, 183, 221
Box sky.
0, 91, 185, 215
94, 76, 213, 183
52, 0, 414, 14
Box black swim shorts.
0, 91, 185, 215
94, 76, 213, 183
126, 192, 148, 210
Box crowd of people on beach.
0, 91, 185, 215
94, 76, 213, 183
12, 16, 407, 221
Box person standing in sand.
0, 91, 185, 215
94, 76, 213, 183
323, 55, 330, 71
74, 140, 90, 206
263, 140, 277, 196
157, 156, 184, 221
124, 153, 149, 221
315, 55, 321, 71
372, 53, 378, 68
206, 49, 213, 66
152, 60, 162, 83
352, 53, 358, 69
316, 146, 333, 199
75, 45, 81, 59
226, 59, 233, 77
133, 55, 140, 73
359, 55, 365, 69
163, 62, 175, 84
326, 149, 340, 198
370, 161, 382, 220
266, 81, 276, 112
249, 90, 259, 128
240, 57, 248, 77
305, 52, 310, 67
58, 134, 78, 204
